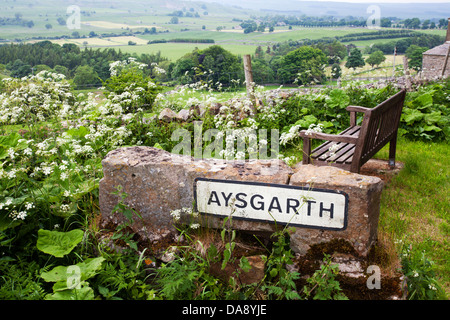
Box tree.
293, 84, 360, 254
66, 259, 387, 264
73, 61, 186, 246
57, 17, 66, 26
405, 45, 428, 71
279, 46, 328, 84
366, 50, 385, 68
103, 58, 162, 111
170, 16, 179, 24
240, 20, 257, 34
331, 63, 341, 79
171, 45, 242, 87
380, 18, 392, 28
72, 65, 100, 89
421, 20, 430, 30
7, 59, 32, 78
345, 48, 365, 71
315, 41, 347, 64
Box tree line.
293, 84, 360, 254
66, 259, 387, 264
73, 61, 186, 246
0, 27, 445, 90
0, 41, 170, 89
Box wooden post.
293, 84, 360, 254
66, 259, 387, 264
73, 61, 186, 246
244, 55, 254, 96
403, 56, 411, 91
441, 44, 450, 78
243, 54, 257, 113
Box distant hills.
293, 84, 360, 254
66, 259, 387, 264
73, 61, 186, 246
189, 0, 450, 19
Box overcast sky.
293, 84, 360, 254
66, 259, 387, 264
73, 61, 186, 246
301, 0, 450, 3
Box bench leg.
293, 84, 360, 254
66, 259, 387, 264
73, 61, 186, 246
302, 138, 311, 165
389, 135, 397, 168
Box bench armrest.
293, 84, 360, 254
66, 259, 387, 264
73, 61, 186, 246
346, 105, 370, 113
299, 130, 358, 144
346, 105, 370, 126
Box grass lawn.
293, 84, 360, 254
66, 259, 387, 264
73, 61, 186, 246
375, 138, 449, 296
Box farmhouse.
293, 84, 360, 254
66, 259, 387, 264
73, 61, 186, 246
421, 18, 450, 79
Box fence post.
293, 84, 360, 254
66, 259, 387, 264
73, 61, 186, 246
243, 55, 256, 113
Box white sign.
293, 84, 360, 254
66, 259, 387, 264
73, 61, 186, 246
194, 178, 348, 231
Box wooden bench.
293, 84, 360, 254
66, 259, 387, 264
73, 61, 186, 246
299, 89, 406, 173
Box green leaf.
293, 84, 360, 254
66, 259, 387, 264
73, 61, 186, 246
402, 109, 424, 124
45, 282, 94, 300
153, 142, 163, 149
423, 111, 442, 125
36, 229, 84, 257
269, 268, 278, 278
294, 114, 318, 129
413, 93, 433, 109
66, 126, 89, 139
422, 125, 442, 132
325, 89, 350, 109
40, 257, 105, 283
0, 132, 28, 159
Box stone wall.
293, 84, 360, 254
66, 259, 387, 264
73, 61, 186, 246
99, 147, 384, 257
422, 55, 450, 80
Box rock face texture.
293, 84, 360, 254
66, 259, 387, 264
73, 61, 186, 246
289, 165, 384, 256
99, 147, 384, 256
99, 146, 292, 245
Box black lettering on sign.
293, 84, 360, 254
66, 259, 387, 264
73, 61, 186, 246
306, 200, 316, 216
207, 191, 220, 206
250, 194, 264, 211
268, 197, 282, 213
286, 198, 300, 214
320, 202, 334, 219
221, 192, 233, 207
235, 193, 247, 208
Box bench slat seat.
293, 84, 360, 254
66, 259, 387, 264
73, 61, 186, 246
299, 89, 406, 173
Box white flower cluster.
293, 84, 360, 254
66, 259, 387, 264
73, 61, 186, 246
304, 123, 324, 136
280, 125, 301, 146
0, 71, 74, 124
109, 57, 147, 77
170, 207, 198, 222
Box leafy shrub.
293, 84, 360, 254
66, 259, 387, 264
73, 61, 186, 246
399, 242, 446, 300
103, 58, 162, 112
0, 71, 75, 124
400, 79, 449, 141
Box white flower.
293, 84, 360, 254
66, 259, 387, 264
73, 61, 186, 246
328, 143, 339, 158
42, 166, 53, 176
9, 210, 27, 221
170, 209, 181, 221
235, 151, 245, 160
7, 169, 17, 179
8, 148, 16, 160
304, 123, 324, 136
25, 202, 35, 210
280, 125, 301, 145
23, 148, 33, 156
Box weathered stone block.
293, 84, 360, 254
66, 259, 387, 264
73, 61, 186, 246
289, 165, 384, 257
99, 146, 293, 245
99, 147, 384, 257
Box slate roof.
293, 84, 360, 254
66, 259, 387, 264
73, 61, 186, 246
423, 42, 450, 56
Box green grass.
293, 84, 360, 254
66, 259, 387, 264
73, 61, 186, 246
376, 138, 450, 296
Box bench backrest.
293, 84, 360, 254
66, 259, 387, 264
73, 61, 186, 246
354, 89, 406, 167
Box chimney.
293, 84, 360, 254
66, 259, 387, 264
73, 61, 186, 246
447, 18, 450, 42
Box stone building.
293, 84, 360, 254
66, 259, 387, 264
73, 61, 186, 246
421, 18, 450, 79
